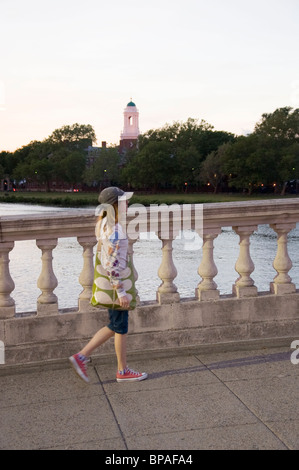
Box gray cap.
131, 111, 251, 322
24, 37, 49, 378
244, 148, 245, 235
98, 187, 133, 205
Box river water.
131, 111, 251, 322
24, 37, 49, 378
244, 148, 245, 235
0, 203, 298, 313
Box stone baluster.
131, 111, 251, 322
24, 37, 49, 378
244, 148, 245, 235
196, 228, 221, 301
156, 231, 180, 304
78, 236, 97, 312
36, 238, 58, 315
0, 241, 15, 318
232, 225, 258, 298
128, 236, 140, 305
270, 223, 296, 294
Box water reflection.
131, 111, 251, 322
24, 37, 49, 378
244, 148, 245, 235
0, 203, 298, 313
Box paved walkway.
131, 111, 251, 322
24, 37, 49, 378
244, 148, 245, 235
0, 343, 298, 450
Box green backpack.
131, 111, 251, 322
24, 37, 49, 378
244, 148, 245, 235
90, 251, 137, 311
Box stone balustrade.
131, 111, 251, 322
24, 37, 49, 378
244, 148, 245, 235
0, 198, 299, 365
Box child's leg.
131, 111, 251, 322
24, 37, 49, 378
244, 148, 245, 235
80, 326, 114, 357
114, 333, 127, 371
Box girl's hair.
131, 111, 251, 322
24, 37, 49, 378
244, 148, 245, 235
95, 202, 118, 239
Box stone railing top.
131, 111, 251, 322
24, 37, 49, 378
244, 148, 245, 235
202, 198, 299, 228
0, 198, 298, 242
0, 210, 97, 241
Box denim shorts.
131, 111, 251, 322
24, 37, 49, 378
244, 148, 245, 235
107, 309, 129, 334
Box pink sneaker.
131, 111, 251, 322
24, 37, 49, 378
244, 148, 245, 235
69, 353, 90, 383
116, 366, 148, 383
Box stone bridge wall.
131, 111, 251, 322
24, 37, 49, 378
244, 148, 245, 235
0, 198, 298, 366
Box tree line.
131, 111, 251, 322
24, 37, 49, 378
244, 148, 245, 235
1, 107, 298, 194
0, 123, 96, 191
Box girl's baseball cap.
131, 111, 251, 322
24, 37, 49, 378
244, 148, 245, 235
98, 187, 133, 205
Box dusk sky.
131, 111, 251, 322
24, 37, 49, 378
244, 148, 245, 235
1, 0, 299, 151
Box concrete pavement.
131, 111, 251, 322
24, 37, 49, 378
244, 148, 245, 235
0, 341, 298, 450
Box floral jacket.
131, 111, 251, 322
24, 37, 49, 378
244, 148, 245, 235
98, 221, 128, 298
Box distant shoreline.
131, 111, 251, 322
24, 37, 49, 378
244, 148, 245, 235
0, 191, 297, 208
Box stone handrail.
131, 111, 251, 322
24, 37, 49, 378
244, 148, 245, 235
0, 198, 298, 319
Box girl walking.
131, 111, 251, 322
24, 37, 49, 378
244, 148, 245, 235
69, 187, 147, 383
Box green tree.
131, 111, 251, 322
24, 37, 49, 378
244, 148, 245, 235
122, 140, 174, 191
278, 143, 299, 194
198, 143, 230, 193
253, 107, 299, 193
254, 107, 299, 143
139, 118, 233, 157
221, 135, 265, 194
12, 124, 97, 190
12, 141, 55, 191
84, 147, 121, 188
58, 151, 86, 187
0, 151, 15, 175
47, 123, 96, 149
0, 162, 5, 181
171, 145, 201, 190
125, 118, 234, 191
